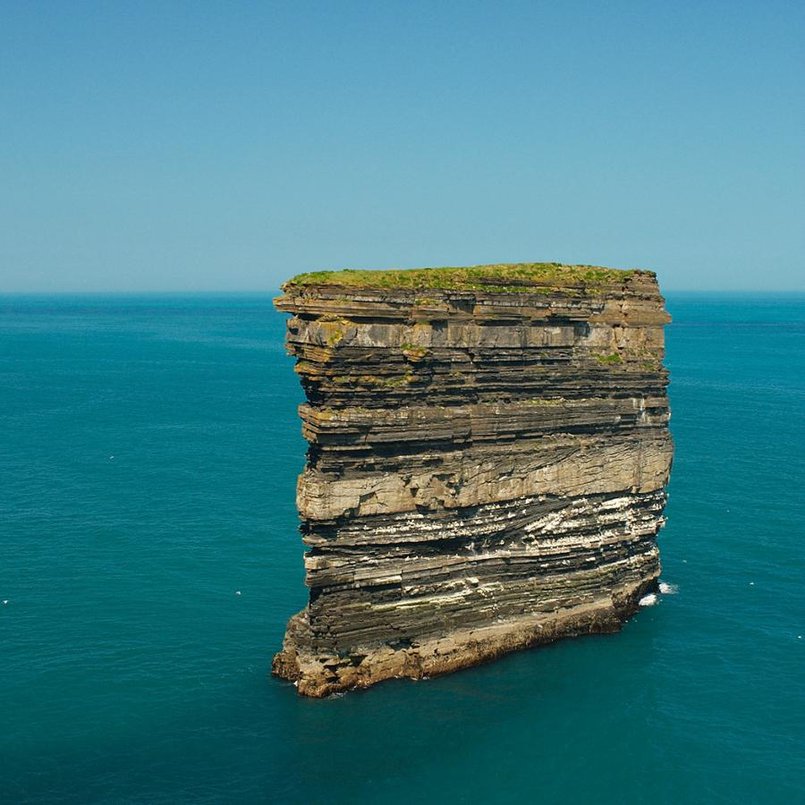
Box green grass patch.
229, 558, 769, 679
594, 352, 623, 366
284, 262, 650, 293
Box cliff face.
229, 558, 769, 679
272, 263, 673, 697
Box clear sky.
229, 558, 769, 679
1, 1, 803, 292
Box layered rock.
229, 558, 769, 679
272, 263, 672, 696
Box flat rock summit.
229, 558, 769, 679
272, 263, 673, 696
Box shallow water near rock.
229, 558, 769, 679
1, 292, 803, 803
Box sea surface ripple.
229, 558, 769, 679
1, 292, 803, 803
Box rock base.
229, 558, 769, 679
273, 577, 657, 697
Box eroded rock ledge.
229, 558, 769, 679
272, 263, 673, 696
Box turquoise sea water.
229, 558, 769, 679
1, 293, 803, 804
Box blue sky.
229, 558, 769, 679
1, 1, 803, 291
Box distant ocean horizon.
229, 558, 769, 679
2, 291, 803, 803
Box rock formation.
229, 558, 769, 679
272, 263, 672, 697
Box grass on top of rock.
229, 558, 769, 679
285, 263, 650, 292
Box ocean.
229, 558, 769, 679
1, 292, 803, 803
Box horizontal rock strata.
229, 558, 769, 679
272, 263, 673, 696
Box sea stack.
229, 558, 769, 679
272, 263, 673, 697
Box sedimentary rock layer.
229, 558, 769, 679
272, 263, 673, 696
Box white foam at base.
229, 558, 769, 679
638, 593, 658, 607
658, 581, 678, 595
